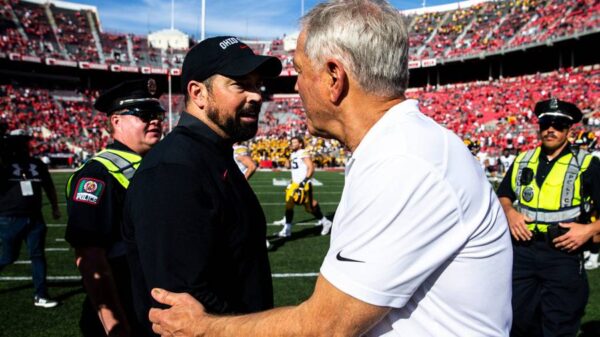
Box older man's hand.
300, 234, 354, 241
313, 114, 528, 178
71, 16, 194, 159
149, 288, 209, 337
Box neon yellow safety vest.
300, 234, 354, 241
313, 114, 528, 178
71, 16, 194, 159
510, 147, 593, 232
66, 149, 142, 197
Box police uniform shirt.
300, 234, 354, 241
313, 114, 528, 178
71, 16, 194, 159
123, 112, 273, 333
497, 144, 600, 210
0, 157, 53, 217
65, 141, 134, 251
65, 140, 143, 335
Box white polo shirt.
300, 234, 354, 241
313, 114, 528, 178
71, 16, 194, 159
320, 99, 512, 337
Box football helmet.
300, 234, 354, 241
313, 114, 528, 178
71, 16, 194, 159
292, 185, 307, 205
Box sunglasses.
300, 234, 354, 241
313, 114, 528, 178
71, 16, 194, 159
539, 117, 571, 131
118, 109, 165, 123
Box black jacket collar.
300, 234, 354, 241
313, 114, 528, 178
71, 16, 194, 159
177, 111, 232, 151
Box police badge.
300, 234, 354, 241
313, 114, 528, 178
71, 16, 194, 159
522, 186, 534, 202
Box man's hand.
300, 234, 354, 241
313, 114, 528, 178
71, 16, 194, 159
149, 288, 208, 337
505, 208, 533, 241
52, 206, 61, 220
553, 222, 594, 252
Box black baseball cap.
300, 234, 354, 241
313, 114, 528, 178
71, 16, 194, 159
181, 36, 282, 90
534, 97, 582, 125
94, 78, 165, 115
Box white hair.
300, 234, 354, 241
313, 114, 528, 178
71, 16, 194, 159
300, 0, 409, 98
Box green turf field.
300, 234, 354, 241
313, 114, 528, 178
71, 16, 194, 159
1, 171, 599, 336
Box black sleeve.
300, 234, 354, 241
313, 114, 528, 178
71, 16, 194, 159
36, 160, 53, 191
496, 161, 516, 201
65, 161, 119, 248
125, 163, 230, 312
582, 157, 600, 213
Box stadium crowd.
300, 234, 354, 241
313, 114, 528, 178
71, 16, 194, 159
1, 64, 599, 170
1, 0, 598, 66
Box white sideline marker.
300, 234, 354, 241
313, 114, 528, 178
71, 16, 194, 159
14, 260, 31, 265
272, 178, 323, 186
1, 273, 318, 282
45, 248, 69, 252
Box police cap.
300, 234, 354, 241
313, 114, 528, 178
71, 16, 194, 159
181, 36, 282, 90
534, 97, 582, 124
94, 78, 165, 115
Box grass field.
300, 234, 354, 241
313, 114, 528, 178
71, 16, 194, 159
1, 170, 599, 336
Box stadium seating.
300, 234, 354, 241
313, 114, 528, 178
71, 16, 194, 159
1, 0, 598, 65
2, 65, 598, 166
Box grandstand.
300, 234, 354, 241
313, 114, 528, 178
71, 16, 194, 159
0, 0, 599, 170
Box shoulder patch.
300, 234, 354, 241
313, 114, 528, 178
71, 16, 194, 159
73, 177, 105, 205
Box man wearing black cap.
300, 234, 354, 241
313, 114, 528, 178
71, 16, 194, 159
122, 36, 281, 336
0, 130, 61, 308
496, 97, 600, 337
65, 78, 164, 336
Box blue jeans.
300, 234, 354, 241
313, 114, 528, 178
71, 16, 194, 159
0, 215, 48, 297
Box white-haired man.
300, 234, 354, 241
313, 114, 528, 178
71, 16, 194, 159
148, 1, 513, 336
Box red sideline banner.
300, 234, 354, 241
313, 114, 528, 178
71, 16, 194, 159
408, 60, 421, 69
421, 58, 437, 68
9, 53, 21, 61
141, 67, 168, 74
121, 65, 139, 73
170, 68, 181, 76
45, 58, 77, 67
79, 62, 109, 70
150, 67, 168, 75
21, 55, 42, 63
110, 64, 139, 73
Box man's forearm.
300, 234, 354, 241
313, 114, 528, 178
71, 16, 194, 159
76, 248, 130, 336
43, 183, 59, 209
205, 305, 308, 337
499, 197, 516, 216
151, 276, 389, 337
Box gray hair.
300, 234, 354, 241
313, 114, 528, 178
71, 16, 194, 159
300, 0, 409, 98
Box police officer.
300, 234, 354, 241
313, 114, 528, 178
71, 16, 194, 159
497, 98, 600, 337
65, 78, 164, 336
0, 130, 60, 308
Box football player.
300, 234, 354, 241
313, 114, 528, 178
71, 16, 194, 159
275, 136, 332, 237
233, 142, 257, 180
233, 142, 271, 248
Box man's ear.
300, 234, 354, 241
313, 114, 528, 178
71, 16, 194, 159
187, 80, 209, 109
325, 59, 347, 104
110, 114, 121, 131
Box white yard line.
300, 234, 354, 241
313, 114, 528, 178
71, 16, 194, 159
45, 248, 69, 252
1, 273, 318, 282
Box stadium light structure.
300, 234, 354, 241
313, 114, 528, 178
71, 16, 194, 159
201, 0, 206, 41
171, 0, 175, 30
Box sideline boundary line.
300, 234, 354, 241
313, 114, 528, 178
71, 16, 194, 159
0, 273, 319, 282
